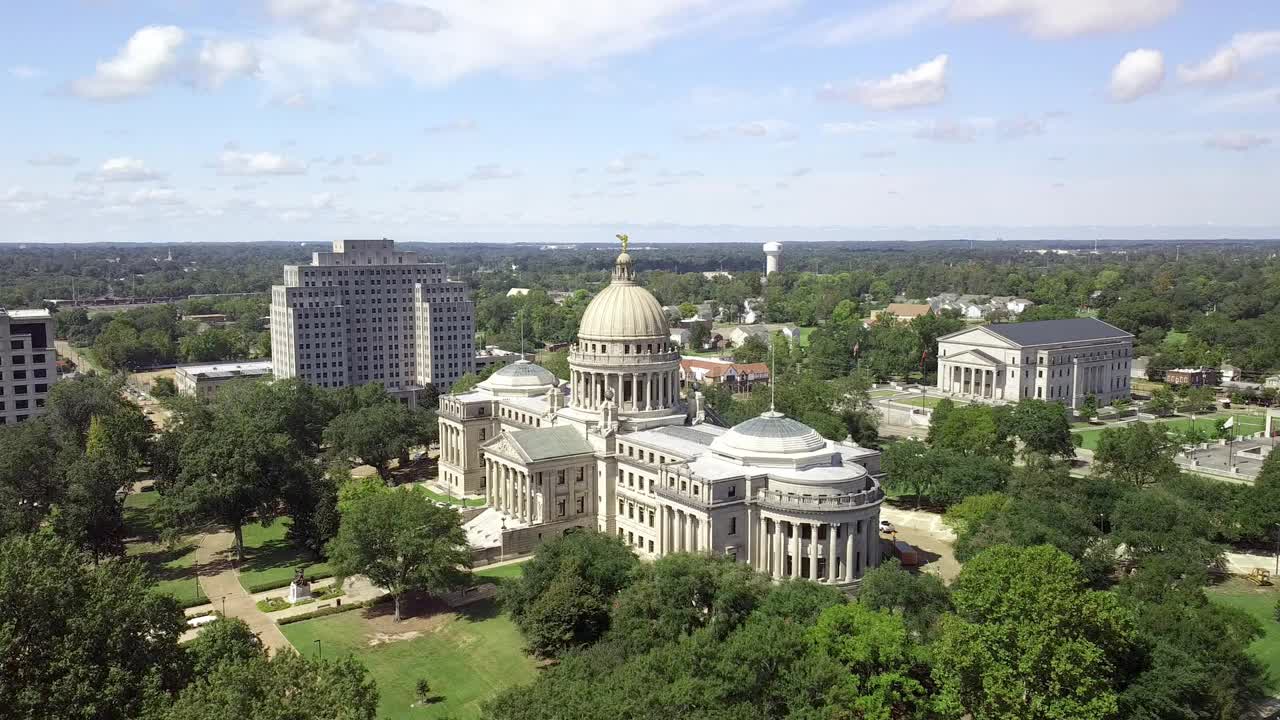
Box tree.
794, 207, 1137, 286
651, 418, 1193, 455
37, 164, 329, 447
52, 451, 131, 563
186, 617, 264, 676
451, 373, 482, 393
1093, 422, 1178, 489
678, 302, 698, 319
881, 439, 932, 507
934, 545, 1137, 720
501, 530, 639, 632
929, 404, 1013, 460
1181, 385, 1216, 414
325, 402, 419, 483
0, 532, 189, 720
152, 376, 178, 398
163, 653, 378, 720
929, 450, 1011, 506
808, 602, 933, 719
1007, 399, 1076, 459
327, 487, 470, 622
520, 570, 611, 657
733, 334, 769, 363
1079, 393, 1099, 420
1146, 386, 1176, 415
858, 558, 952, 640
1110, 486, 1221, 569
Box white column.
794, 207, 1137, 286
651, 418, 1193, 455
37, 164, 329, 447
771, 518, 783, 577
845, 522, 857, 581
827, 524, 837, 583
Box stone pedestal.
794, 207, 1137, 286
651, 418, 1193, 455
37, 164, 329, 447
287, 580, 312, 604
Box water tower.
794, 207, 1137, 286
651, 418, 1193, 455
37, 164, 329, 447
762, 241, 782, 277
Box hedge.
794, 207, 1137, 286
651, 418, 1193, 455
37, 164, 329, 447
243, 570, 336, 595
276, 595, 390, 626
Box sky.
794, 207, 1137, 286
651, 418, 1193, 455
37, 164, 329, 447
2, 0, 1279, 244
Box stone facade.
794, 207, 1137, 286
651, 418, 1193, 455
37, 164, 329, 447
0, 309, 58, 426
439, 242, 886, 588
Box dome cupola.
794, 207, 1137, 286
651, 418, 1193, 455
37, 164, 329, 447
577, 234, 669, 341
477, 359, 558, 397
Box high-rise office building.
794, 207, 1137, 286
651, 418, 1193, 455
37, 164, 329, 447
0, 308, 59, 426
269, 239, 474, 403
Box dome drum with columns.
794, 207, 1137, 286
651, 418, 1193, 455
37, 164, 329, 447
437, 235, 886, 587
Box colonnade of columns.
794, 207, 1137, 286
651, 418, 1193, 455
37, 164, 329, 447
941, 364, 997, 399
654, 505, 712, 554
484, 457, 541, 524
750, 514, 869, 584
440, 423, 466, 466
571, 368, 680, 412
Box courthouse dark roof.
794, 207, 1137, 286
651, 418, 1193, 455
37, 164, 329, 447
979, 318, 1133, 346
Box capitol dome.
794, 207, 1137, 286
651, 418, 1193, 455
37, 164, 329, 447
711, 410, 827, 456
477, 360, 558, 397
578, 249, 669, 341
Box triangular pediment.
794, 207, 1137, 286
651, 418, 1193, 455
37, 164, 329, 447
481, 431, 529, 463
937, 326, 1019, 349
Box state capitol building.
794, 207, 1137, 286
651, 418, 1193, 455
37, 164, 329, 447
438, 239, 886, 588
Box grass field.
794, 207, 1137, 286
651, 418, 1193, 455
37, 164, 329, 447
869, 389, 899, 398
282, 599, 536, 719
421, 487, 487, 508
899, 396, 946, 409
1207, 579, 1280, 692
1072, 414, 1267, 451
238, 519, 333, 592
473, 560, 529, 580
123, 491, 206, 607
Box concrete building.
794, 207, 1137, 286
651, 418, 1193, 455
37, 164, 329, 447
0, 308, 58, 426
679, 358, 770, 392
763, 242, 782, 277
936, 318, 1134, 410
174, 360, 273, 400
473, 346, 534, 374
269, 239, 474, 403
438, 241, 884, 587
1166, 367, 1219, 387
872, 303, 932, 324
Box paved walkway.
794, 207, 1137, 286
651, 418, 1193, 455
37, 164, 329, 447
183, 529, 293, 653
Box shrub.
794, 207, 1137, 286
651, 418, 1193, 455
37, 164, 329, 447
256, 596, 291, 613
416, 678, 431, 704
276, 596, 389, 625
244, 570, 335, 594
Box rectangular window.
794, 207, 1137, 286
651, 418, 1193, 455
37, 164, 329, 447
557, 470, 566, 485
728, 517, 737, 535
479, 428, 486, 441
576, 497, 585, 513
557, 500, 566, 517
727, 484, 736, 498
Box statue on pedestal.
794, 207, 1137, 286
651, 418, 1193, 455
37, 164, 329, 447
287, 567, 312, 604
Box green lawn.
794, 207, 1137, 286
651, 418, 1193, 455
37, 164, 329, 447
124, 490, 207, 607
869, 389, 899, 399
1207, 579, 1280, 692
474, 560, 529, 580
282, 600, 536, 719
238, 519, 333, 592
1072, 414, 1267, 451
796, 326, 817, 347
421, 487, 487, 508
899, 396, 946, 409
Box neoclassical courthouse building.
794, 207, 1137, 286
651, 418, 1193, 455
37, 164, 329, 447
437, 241, 885, 587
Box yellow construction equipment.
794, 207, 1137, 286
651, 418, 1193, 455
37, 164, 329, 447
1246, 568, 1271, 586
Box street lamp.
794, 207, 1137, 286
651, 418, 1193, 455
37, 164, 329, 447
221, 595, 227, 617
500, 518, 507, 562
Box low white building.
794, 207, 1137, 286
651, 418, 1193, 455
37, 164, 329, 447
174, 360, 273, 400
474, 346, 534, 374
936, 318, 1134, 410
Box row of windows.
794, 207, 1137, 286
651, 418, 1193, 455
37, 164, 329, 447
0, 353, 45, 366
0, 397, 45, 411
0, 383, 48, 396
0, 368, 47, 380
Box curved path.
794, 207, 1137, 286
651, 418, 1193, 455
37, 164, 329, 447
189, 529, 293, 654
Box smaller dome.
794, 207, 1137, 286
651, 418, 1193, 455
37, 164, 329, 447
711, 410, 826, 456
478, 360, 557, 396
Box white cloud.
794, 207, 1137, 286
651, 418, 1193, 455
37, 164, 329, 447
819, 55, 948, 110
468, 163, 520, 180
1108, 49, 1164, 102
914, 119, 979, 143
322, 173, 358, 184
425, 118, 478, 134
950, 0, 1179, 38
862, 149, 897, 159
8, 65, 42, 79
126, 188, 184, 206
351, 152, 390, 166
822, 121, 885, 135
71, 25, 186, 100
80, 157, 167, 183
28, 153, 80, 167
1179, 31, 1280, 87
196, 39, 260, 89
255, 0, 791, 90
791, 167, 812, 177
311, 192, 337, 209
1, 187, 51, 214
215, 150, 308, 176
1204, 132, 1271, 152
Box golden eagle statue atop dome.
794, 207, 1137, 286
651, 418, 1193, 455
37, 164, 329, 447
616, 233, 629, 253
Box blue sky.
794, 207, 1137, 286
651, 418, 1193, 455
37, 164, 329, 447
2, 0, 1278, 243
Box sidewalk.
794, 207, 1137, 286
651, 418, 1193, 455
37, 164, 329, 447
181, 530, 293, 653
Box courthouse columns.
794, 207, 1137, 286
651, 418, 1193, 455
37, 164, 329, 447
827, 524, 838, 583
